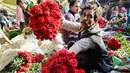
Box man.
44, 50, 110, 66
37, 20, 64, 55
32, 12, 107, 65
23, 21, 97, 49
68, 5, 113, 73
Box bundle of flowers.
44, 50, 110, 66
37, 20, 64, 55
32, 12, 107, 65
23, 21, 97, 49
41, 49, 85, 73
29, 0, 62, 40
1, 51, 44, 73
114, 33, 130, 59
107, 38, 122, 50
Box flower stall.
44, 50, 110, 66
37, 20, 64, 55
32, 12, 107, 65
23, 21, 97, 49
0, 0, 130, 73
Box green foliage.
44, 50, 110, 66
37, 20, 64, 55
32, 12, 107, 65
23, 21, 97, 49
42, 51, 55, 64
1, 55, 25, 73
6, 29, 21, 40
27, 63, 42, 73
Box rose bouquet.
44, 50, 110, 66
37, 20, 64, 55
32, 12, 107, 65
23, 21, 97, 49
107, 38, 122, 50
41, 49, 85, 73
29, 0, 62, 41
1, 51, 44, 73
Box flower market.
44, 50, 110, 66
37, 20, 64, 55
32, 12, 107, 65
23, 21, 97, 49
0, 0, 130, 73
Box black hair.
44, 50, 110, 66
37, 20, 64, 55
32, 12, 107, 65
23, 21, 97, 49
80, 5, 98, 22
69, 0, 78, 7
16, 0, 22, 5
80, 5, 93, 15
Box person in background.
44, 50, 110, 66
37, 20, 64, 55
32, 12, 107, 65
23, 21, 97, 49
17, 0, 32, 27
16, 0, 25, 31
68, 5, 113, 73
82, 0, 88, 8
62, 0, 74, 14
62, 0, 80, 44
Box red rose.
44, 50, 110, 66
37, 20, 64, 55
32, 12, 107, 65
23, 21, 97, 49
73, 69, 85, 73
32, 57, 37, 63
36, 15, 45, 23
43, 11, 50, 17
53, 70, 63, 73
107, 38, 122, 50
29, 5, 43, 16
26, 63, 32, 67
34, 54, 44, 63
42, 49, 85, 73
19, 66, 27, 72
17, 71, 22, 73
29, 0, 61, 41
68, 59, 78, 67
22, 52, 31, 57
17, 51, 23, 55
49, 2, 59, 10
41, 65, 50, 73
57, 66, 68, 73
26, 56, 32, 63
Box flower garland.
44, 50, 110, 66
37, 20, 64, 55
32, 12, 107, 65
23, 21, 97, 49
29, 0, 62, 40
41, 49, 85, 73
107, 38, 122, 50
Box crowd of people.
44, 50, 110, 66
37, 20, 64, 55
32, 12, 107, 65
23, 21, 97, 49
0, 0, 130, 73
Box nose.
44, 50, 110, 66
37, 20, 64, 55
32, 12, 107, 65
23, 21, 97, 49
83, 16, 87, 20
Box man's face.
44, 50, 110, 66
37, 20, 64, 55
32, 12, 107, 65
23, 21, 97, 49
80, 9, 95, 29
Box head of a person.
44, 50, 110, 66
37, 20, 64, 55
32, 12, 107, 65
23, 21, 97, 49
16, 0, 22, 5
80, 5, 98, 30
69, 0, 80, 14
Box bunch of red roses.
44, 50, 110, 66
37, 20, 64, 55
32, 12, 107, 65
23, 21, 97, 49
29, 0, 61, 40
17, 51, 44, 73
107, 38, 122, 50
41, 49, 85, 73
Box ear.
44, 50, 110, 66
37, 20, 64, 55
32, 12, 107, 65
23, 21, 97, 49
94, 12, 98, 22
69, 6, 72, 9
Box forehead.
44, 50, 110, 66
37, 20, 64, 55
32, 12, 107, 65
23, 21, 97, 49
73, 2, 80, 6
82, 9, 94, 13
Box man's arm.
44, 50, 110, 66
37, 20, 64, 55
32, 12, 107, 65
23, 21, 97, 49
69, 38, 91, 54
61, 15, 81, 32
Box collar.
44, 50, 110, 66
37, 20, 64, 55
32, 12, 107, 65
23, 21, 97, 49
69, 10, 75, 16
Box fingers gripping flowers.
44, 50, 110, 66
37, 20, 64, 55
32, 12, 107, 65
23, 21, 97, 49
29, 0, 62, 40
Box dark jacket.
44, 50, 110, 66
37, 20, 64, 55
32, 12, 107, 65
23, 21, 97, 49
69, 24, 113, 73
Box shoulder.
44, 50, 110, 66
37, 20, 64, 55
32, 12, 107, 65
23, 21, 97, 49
75, 14, 80, 18
65, 12, 73, 18
77, 38, 92, 45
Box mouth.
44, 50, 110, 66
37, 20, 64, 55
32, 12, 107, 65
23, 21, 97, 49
87, 14, 92, 19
